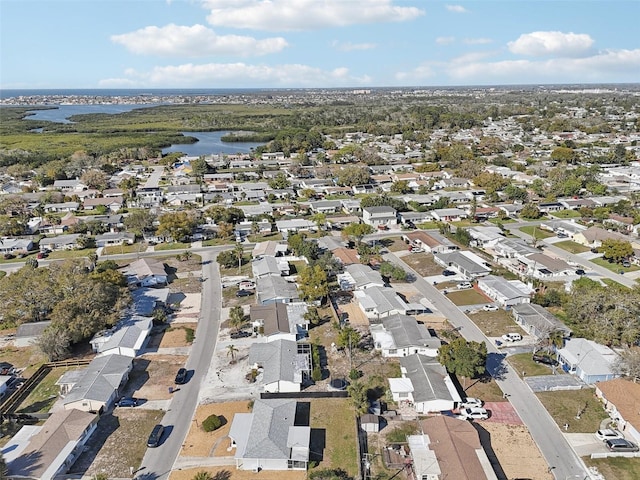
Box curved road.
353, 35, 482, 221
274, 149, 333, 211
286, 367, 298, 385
384, 252, 590, 480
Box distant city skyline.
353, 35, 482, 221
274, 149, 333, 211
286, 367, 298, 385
1, 0, 639, 89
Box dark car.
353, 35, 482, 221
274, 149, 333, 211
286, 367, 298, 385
236, 289, 253, 297
174, 368, 188, 385
147, 424, 165, 448
575, 269, 586, 276
116, 397, 139, 407
532, 353, 559, 366
442, 270, 456, 276
605, 438, 639, 452
230, 330, 251, 339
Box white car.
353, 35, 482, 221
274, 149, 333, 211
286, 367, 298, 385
459, 407, 489, 420
595, 429, 624, 442
457, 282, 473, 289
501, 333, 523, 342
483, 304, 499, 311
461, 397, 483, 408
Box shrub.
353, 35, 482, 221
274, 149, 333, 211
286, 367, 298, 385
202, 414, 222, 432
349, 368, 362, 380
184, 327, 195, 343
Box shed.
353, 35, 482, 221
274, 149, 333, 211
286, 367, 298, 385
361, 414, 380, 433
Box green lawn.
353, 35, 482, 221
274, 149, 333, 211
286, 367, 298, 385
507, 353, 555, 377
154, 241, 191, 251
591, 257, 640, 274
519, 225, 554, 240
584, 456, 640, 480
17, 366, 77, 414
553, 240, 590, 254
417, 221, 440, 230
248, 232, 284, 242
102, 243, 148, 255
444, 288, 491, 306
536, 388, 609, 433
551, 210, 581, 218
462, 375, 506, 402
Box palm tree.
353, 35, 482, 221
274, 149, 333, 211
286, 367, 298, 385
228, 306, 245, 332
191, 472, 212, 480
233, 243, 244, 274
87, 252, 98, 270
227, 344, 239, 364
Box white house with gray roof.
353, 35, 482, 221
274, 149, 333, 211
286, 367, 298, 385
362, 206, 397, 229
433, 250, 491, 279
354, 286, 426, 319
556, 338, 620, 384
340, 263, 385, 291
476, 275, 534, 308
62, 354, 132, 413
370, 314, 441, 357
256, 276, 299, 305
90, 316, 153, 357
388, 354, 462, 414
248, 339, 311, 393
229, 398, 310, 470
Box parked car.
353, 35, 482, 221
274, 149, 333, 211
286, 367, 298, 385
147, 424, 165, 448
605, 438, 638, 452
174, 367, 188, 385
595, 429, 624, 442
3, 253, 15, 260
457, 282, 472, 289
459, 407, 489, 420
556, 232, 568, 238
461, 397, 483, 408
36, 252, 47, 259
622, 260, 631, 268
483, 304, 499, 311
236, 289, 253, 297
238, 281, 255, 290
409, 247, 424, 253
575, 269, 586, 276
230, 330, 251, 339
442, 270, 456, 276
116, 397, 139, 407
532, 353, 559, 366
501, 333, 523, 342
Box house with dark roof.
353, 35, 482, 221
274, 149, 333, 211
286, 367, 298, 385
401, 231, 458, 254
62, 354, 132, 413
4, 408, 98, 480
433, 250, 491, 279
518, 252, 574, 279
251, 303, 300, 341
229, 398, 310, 470
248, 339, 311, 393
388, 354, 461, 414
595, 379, 640, 444
370, 314, 441, 357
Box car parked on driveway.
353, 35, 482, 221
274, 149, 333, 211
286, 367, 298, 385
605, 438, 638, 452
457, 282, 473, 289
116, 397, 139, 407
575, 269, 586, 276
460, 397, 484, 409
459, 407, 489, 420
532, 353, 559, 366
174, 367, 188, 385
501, 333, 523, 342
595, 429, 624, 442
483, 304, 499, 311
236, 289, 253, 297
442, 270, 456, 276
230, 330, 251, 339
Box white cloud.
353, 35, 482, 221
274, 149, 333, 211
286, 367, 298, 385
111, 24, 288, 57
395, 63, 437, 82
436, 36, 456, 45
508, 31, 594, 57
202, 0, 424, 31
99, 62, 372, 88
331, 40, 377, 52
446, 4, 468, 13
446, 48, 640, 81
463, 37, 492, 45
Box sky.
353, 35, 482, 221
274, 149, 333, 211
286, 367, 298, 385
1, 0, 639, 90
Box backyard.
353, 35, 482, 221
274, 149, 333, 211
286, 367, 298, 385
443, 288, 492, 307
507, 353, 555, 377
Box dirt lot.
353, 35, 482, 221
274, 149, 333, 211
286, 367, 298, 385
468, 309, 525, 338
400, 252, 443, 276
158, 323, 197, 348
170, 467, 306, 480
125, 354, 189, 400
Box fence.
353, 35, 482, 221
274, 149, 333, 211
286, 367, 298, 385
260, 390, 349, 399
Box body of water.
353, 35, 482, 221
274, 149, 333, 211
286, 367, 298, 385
162, 131, 265, 156
23, 104, 155, 123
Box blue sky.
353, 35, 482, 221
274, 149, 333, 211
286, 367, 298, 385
1, 0, 639, 89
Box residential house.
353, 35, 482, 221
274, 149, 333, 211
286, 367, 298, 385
490, 237, 538, 260
131, 287, 170, 316
370, 314, 441, 357
573, 226, 637, 249
556, 338, 620, 384
518, 253, 574, 279
83, 196, 124, 212
496, 203, 524, 218
411, 416, 498, 480
362, 206, 398, 229
43, 202, 80, 213
252, 241, 288, 258
252, 256, 290, 278
511, 303, 572, 340
39, 233, 82, 251
229, 398, 310, 470
256, 275, 299, 305
275, 219, 317, 237
339, 264, 385, 291
332, 247, 361, 266
401, 231, 458, 254
53, 179, 87, 192
309, 200, 342, 214
5, 409, 98, 480
95, 232, 135, 248
476, 275, 534, 308
595, 379, 640, 444
62, 354, 133, 413
0, 238, 33, 254
251, 303, 302, 342
248, 339, 311, 393
467, 226, 504, 248
433, 250, 491, 279
354, 286, 426, 319
123, 258, 168, 287
388, 354, 462, 413
430, 208, 468, 222
89, 316, 153, 357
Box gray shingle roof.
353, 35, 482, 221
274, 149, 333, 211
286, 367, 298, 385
381, 314, 440, 349
249, 339, 308, 385
400, 354, 454, 403
62, 354, 132, 406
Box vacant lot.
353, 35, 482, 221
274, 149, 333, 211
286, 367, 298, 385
508, 353, 554, 377
536, 388, 608, 433
379, 236, 408, 252
400, 252, 443, 276
310, 398, 359, 475
444, 288, 491, 307
221, 284, 255, 308
159, 323, 197, 348
71, 408, 164, 478
461, 375, 506, 403
553, 240, 590, 254
520, 226, 554, 240
0, 344, 46, 377
125, 354, 189, 400
468, 309, 523, 338
584, 456, 640, 480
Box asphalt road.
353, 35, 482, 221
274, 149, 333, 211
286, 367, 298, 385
137, 249, 222, 480
384, 252, 590, 480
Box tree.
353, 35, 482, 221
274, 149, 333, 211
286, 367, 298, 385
37, 324, 72, 361
205, 205, 245, 225
80, 169, 109, 190
24, 257, 39, 269
227, 344, 238, 363
298, 265, 328, 304
341, 223, 374, 245
192, 471, 212, 480
378, 261, 408, 281
87, 252, 98, 270
520, 203, 542, 219
336, 166, 371, 187
229, 306, 245, 332
599, 238, 633, 264
551, 146, 578, 164
390, 180, 411, 194
217, 250, 239, 269
346, 380, 369, 415
233, 243, 244, 274
304, 306, 322, 327
437, 338, 487, 386
124, 209, 156, 237
311, 212, 327, 230
336, 326, 361, 351
268, 172, 291, 189
157, 211, 198, 242
613, 347, 640, 381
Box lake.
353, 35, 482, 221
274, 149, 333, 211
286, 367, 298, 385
162, 131, 265, 156
24, 104, 154, 124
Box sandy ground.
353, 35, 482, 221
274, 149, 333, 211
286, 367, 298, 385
159, 323, 198, 348
481, 422, 554, 480
170, 467, 307, 480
